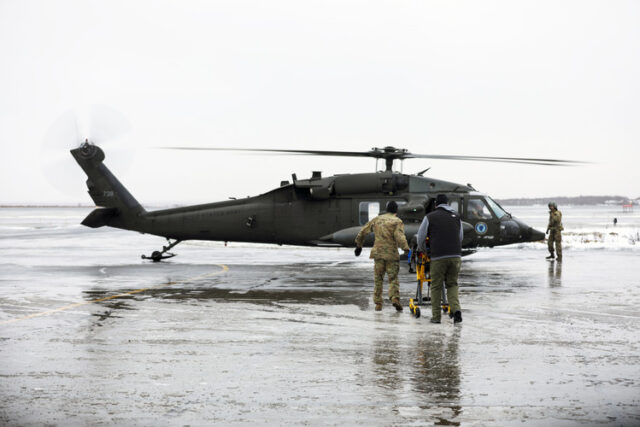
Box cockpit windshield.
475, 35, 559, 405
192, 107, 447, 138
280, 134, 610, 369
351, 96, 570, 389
485, 197, 507, 219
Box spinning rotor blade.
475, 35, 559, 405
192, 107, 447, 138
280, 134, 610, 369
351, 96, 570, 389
159, 147, 375, 158
86, 105, 132, 145
159, 146, 588, 167
41, 105, 133, 197
406, 153, 588, 167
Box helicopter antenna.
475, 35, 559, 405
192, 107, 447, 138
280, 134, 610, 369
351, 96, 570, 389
417, 167, 431, 176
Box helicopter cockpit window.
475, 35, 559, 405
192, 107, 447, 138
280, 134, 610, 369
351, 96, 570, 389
359, 201, 407, 224
468, 199, 493, 220
485, 197, 507, 219
359, 202, 380, 225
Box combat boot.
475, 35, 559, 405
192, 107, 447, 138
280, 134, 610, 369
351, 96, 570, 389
430, 318, 441, 324
392, 299, 403, 312
375, 303, 382, 311
546, 253, 555, 259
453, 311, 462, 323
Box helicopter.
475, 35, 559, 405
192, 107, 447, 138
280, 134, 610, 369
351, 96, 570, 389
71, 142, 580, 262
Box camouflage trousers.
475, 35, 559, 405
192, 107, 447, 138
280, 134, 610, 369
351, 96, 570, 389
373, 259, 400, 305
548, 231, 562, 259
429, 257, 461, 320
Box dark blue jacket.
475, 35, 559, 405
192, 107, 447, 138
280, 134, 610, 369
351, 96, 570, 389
417, 204, 463, 260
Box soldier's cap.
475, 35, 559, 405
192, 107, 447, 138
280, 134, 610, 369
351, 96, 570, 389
386, 201, 398, 213
436, 194, 449, 205
548, 202, 557, 209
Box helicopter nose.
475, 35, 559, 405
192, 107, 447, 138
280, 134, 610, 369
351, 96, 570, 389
527, 227, 546, 242
500, 220, 520, 239
515, 219, 545, 242
501, 219, 545, 243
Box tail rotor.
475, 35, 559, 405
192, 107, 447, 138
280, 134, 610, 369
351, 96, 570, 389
41, 105, 133, 197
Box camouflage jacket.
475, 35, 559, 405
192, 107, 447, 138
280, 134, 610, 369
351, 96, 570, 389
547, 210, 563, 232
355, 213, 410, 260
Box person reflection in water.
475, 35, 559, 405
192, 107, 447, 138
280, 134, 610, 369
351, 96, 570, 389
548, 260, 562, 287
369, 329, 462, 425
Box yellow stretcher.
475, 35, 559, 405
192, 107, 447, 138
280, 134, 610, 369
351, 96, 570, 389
409, 250, 450, 318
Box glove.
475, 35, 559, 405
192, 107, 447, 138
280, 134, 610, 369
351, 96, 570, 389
354, 247, 362, 257
545, 229, 549, 235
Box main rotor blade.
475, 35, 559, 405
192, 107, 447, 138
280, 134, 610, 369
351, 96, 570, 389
158, 146, 589, 166
158, 147, 375, 157
407, 153, 589, 166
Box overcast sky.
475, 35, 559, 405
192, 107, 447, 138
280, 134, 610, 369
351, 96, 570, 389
1, 0, 639, 205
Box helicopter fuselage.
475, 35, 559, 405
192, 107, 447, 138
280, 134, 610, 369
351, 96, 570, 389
71, 142, 544, 252
136, 172, 544, 248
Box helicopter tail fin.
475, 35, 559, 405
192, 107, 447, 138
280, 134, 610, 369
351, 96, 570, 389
70, 143, 146, 226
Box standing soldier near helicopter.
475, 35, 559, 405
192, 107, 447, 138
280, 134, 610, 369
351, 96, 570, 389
546, 202, 563, 261
354, 201, 410, 312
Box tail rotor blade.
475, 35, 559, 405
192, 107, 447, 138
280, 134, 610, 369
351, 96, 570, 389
41, 105, 133, 197
88, 104, 132, 146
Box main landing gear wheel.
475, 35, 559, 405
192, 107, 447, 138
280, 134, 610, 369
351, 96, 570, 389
142, 238, 182, 262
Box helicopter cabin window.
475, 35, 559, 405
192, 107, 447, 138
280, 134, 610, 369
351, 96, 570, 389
359, 201, 407, 225
485, 197, 507, 219
359, 202, 380, 225
468, 199, 493, 220
429, 197, 459, 214
447, 199, 459, 214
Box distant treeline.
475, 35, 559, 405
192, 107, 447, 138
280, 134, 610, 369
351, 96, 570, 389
496, 195, 635, 206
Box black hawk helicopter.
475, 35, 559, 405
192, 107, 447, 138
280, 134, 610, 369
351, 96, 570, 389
71, 142, 582, 262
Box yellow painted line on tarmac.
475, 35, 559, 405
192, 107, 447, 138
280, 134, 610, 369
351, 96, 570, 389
0, 264, 229, 326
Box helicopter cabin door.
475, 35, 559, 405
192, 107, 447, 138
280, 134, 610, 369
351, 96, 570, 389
465, 197, 500, 247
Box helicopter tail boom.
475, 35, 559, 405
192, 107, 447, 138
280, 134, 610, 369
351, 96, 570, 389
71, 143, 146, 229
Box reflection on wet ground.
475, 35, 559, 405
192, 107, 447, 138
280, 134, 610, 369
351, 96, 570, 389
1, 246, 639, 425
547, 260, 563, 287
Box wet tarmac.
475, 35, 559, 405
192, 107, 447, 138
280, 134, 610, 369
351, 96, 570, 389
1, 208, 639, 426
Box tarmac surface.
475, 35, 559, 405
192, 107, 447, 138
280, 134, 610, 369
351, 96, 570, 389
1, 207, 639, 426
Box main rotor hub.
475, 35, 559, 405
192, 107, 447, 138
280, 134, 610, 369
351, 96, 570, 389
370, 146, 411, 171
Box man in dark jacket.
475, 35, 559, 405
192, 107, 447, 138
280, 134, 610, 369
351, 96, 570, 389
417, 194, 463, 324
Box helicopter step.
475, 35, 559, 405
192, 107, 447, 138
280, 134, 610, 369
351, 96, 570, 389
142, 238, 182, 262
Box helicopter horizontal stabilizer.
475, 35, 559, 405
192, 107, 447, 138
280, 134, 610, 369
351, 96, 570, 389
81, 207, 118, 228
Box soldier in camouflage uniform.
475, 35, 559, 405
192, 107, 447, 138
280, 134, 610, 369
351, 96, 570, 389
355, 201, 410, 312
546, 202, 563, 261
